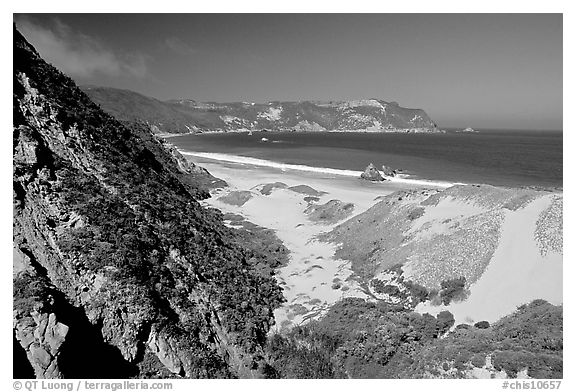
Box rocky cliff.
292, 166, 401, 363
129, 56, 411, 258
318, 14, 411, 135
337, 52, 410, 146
83, 87, 442, 134
13, 26, 284, 379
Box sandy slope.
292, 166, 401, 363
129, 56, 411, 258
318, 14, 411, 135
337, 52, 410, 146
415, 194, 563, 325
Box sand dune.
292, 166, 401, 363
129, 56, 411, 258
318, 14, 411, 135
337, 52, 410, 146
415, 194, 563, 325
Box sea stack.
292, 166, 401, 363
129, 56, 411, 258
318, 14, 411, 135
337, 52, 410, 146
381, 165, 397, 177
360, 163, 384, 181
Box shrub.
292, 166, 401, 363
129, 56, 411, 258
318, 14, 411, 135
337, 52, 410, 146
474, 321, 490, 329
382, 285, 402, 297
439, 277, 469, 305
404, 280, 430, 304
407, 207, 425, 221
371, 279, 386, 294
454, 350, 472, 371
437, 311, 455, 335
471, 353, 486, 368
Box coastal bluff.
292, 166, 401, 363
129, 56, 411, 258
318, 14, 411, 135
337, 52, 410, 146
83, 86, 442, 135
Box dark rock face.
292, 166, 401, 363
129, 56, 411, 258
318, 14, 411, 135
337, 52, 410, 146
13, 26, 284, 379
360, 163, 384, 182
146, 135, 227, 192
83, 87, 442, 134
12, 263, 70, 378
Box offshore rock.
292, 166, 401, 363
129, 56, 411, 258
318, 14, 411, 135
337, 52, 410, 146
360, 163, 384, 182
381, 165, 397, 177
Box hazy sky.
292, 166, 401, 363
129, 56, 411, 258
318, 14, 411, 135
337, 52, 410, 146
15, 14, 562, 130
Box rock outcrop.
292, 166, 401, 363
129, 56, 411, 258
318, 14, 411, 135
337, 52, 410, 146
381, 165, 397, 177
157, 139, 227, 190
13, 253, 69, 378
360, 163, 384, 181
13, 25, 284, 379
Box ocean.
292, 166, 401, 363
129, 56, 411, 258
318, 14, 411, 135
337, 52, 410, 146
169, 130, 563, 189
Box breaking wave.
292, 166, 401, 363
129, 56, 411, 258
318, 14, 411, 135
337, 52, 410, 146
179, 150, 459, 188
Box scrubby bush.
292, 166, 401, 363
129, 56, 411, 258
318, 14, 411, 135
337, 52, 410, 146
266, 298, 562, 379
439, 277, 469, 305
492, 350, 535, 378
407, 207, 425, 221
266, 325, 339, 378
404, 280, 430, 304
371, 278, 387, 294
474, 321, 490, 329
266, 298, 463, 378
437, 311, 455, 335
382, 285, 402, 297
454, 350, 473, 371
471, 353, 486, 368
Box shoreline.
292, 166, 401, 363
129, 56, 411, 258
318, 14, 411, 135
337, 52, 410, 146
166, 130, 562, 192
180, 150, 460, 189
180, 149, 562, 194
160, 128, 444, 136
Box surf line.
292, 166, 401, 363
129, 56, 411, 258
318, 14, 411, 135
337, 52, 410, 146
179, 150, 459, 188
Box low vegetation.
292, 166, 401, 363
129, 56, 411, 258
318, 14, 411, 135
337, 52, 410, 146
369, 264, 467, 308
266, 298, 455, 378
266, 299, 562, 379
438, 276, 469, 305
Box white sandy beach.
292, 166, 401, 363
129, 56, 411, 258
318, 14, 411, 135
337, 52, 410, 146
181, 151, 458, 188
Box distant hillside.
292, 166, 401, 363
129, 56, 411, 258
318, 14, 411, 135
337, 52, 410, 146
82, 86, 442, 134
82, 86, 225, 133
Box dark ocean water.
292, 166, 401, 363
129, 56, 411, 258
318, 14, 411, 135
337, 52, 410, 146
169, 130, 563, 188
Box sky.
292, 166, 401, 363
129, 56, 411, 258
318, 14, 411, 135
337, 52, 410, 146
14, 13, 562, 130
